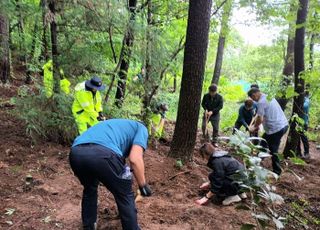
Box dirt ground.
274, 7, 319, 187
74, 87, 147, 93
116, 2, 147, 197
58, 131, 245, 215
0, 81, 320, 230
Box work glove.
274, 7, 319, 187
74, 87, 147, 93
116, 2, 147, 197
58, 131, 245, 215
139, 184, 152, 197
97, 112, 106, 121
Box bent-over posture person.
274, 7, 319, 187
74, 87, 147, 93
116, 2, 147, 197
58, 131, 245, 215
69, 119, 152, 230
233, 98, 257, 134
195, 143, 246, 206
248, 88, 288, 175
148, 103, 169, 139
72, 76, 106, 134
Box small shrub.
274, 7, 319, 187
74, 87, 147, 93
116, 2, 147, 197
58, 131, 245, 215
13, 90, 77, 144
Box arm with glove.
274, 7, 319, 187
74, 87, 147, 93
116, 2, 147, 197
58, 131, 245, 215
129, 145, 152, 197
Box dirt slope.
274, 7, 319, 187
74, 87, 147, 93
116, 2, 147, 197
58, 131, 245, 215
0, 82, 319, 230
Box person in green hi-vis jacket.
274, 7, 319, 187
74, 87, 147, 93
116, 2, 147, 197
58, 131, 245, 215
42, 59, 71, 97
148, 103, 168, 139
72, 76, 106, 134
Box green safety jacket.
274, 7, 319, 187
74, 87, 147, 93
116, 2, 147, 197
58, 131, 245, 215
148, 113, 164, 138
72, 82, 103, 123
42, 60, 71, 98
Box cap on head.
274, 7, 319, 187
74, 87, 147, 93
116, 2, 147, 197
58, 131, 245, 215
85, 76, 106, 91
160, 103, 169, 111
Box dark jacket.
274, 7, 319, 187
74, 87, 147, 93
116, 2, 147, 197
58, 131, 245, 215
236, 103, 257, 128
201, 93, 223, 117
207, 151, 244, 194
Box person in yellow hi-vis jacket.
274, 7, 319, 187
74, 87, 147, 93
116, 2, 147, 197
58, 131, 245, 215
72, 76, 106, 134
148, 103, 168, 139
42, 60, 71, 97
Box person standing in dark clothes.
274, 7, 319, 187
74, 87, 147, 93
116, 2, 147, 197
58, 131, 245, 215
233, 99, 257, 134
69, 119, 152, 230
297, 92, 310, 159
195, 143, 246, 206
201, 84, 224, 144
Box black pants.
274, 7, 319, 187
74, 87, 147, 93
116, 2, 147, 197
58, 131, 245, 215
208, 173, 240, 197
297, 124, 309, 156
202, 113, 220, 143
69, 144, 140, 230
262, 126, 288, 175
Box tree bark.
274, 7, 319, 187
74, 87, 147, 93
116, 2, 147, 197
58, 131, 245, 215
114, 0, 138, 108
15, 0, 32, 84
169, 0, 212, 160
309, 33, 315, 70
276, 4, 296, 111
40, 0, 49, 61
211, 0, 233, 85
0, 13, 10, 83
48, 0, 60, 93
284, 0, 309, 158
142, 0, 153, 121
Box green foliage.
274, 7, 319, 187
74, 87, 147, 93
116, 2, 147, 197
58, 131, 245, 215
13, 87, 77, 144
220, 131, 286, 229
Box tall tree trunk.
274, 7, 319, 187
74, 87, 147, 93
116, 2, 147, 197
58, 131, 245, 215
48, 0, 60, 93
30, 19, 39, 61
211, 0, 233, 85
114, 0, 138, 108
40, 0, 49, 61
284, 0, 309, 158
0, 14, 10, 83
276, 4, 296, 111
15, 0, 32, 83
309, 33, 315, 70
142, 0, 153, 121
169, 0, 212, 160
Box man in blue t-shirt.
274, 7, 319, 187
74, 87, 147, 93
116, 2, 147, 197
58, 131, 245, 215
69, 119, 152, 230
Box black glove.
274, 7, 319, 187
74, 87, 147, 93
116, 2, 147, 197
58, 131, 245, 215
97, 112, 106, 121
97, 116, 104, 121
139, 184, 152, 197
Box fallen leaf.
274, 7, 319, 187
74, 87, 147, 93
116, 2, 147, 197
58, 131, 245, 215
5, 208, 15, 216
43, 216, 51, 223
5, 220, 13, 225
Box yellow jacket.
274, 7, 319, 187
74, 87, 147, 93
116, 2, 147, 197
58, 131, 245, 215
148, 113, 164, 138
72, 82, 103, 122
42, 60, 71, 97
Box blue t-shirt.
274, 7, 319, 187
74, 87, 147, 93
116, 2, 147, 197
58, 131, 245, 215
72, 119, 148, 158
303, 96, 310, 125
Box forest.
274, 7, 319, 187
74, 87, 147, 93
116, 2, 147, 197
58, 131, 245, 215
0, 0, 320, 229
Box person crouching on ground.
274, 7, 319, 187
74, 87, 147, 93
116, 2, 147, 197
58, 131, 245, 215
195, 143, 246, 206
69, 119, 152, 230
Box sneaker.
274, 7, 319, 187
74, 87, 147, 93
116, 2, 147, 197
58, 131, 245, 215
222, 195, 241, 206
239, 192, 247, 199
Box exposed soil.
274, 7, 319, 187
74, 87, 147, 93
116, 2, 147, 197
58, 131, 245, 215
0, 82, 320, 230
